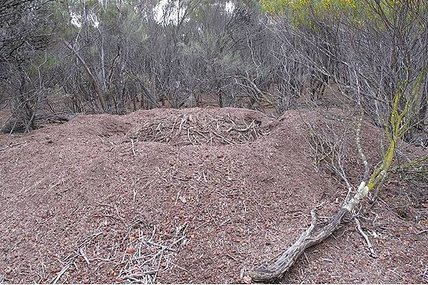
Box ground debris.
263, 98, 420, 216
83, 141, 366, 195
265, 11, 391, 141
129, 113, 268, 146
0, 107, 426, 283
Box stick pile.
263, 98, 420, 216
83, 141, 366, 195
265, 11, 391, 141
119, 225, 187, 284
129, 114, 266, 146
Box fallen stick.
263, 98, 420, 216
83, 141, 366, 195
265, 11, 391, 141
246, 208, 348, 282
51, 262, 71, 284
354, 217, 376, 257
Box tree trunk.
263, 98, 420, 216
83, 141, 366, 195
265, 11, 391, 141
64, 40, 107, 112
418, 74, 428, 129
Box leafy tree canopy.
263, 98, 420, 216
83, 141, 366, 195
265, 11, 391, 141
259, 0, 427, 29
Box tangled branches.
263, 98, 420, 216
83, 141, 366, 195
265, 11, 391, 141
130, 114, 267, 146
119, 224, 187, 284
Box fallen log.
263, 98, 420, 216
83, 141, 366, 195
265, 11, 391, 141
245, 182, 368, 282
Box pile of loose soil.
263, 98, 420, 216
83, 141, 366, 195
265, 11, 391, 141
0, 107, 427, 284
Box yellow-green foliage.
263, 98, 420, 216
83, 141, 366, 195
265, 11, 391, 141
260, 0, 364, 27
366, 68, 427, 190
260, 0, 426, 29
259, 0, 417, 14
260, 0, 359, 16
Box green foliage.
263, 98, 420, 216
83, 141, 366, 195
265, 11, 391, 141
259, 0, 427, 29
260, 0, 358, 16
367, 67, 428, 190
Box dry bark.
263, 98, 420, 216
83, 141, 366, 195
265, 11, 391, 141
247, 208, 348, 282
247, 182, 370, 282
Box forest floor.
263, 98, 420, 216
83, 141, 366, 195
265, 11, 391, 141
0, 107, 427, 283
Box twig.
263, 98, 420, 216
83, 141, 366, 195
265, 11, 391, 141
177, 115, 187, 136
131, 139, 136, 156
123, 270, 159, 279
416, 229, 428, 235
132, 114, 265, 146
354, 217, 376, 257
422, 266, 428, 280
0, 145, 10, 152
51, 261, 72, 284
0, 274, 7, 284
152, 246, 164, 283
79, 247, 91, 265
119, 224, 186, 284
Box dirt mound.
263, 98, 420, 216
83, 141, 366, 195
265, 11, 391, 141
0, 107, 426, 284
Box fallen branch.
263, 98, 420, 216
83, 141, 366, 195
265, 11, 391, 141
244, 181, 370, 282
247, 209, 347, 281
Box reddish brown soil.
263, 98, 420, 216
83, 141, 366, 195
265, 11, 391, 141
0, 107, 427, 284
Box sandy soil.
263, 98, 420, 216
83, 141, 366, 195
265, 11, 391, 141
0, 107, 426, 283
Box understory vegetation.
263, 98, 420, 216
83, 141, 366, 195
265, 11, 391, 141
0, 0, 427, 283
1, 0, 427, 141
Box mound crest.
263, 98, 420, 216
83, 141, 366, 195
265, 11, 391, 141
129, 113, 268, 146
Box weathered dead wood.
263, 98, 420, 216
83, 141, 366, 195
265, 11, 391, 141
246, 180, 370, 282
247, 208, 349, 282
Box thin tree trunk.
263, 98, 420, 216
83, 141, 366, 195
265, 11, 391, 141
64, 40, 107, 112
418, 74, 428, 129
